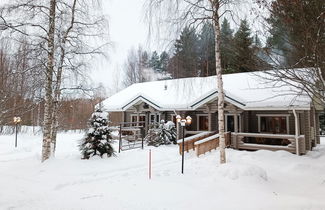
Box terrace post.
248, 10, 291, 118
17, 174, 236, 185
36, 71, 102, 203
137, 112, 140, 127
293, 109, 300, 155
208, 112, 212, 131
234, 111, 238, 133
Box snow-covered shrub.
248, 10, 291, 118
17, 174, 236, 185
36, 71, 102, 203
145, 120, 177, 147
79, 109, 115, 159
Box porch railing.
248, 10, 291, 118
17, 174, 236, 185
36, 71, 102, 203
194, 132, 231, 157
177, 131, 215, 155
231, 133, 306, 155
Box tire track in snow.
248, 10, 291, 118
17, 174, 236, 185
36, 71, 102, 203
53, 156, 182, 190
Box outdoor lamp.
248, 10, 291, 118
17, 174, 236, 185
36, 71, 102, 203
186, 116, 192, 125
13, 117, 21, 124
177, 115, 192, 174
176, 115, 181, 123
13, 116, 22, 148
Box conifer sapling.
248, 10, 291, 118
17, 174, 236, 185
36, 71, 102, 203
80, 109, 115, 159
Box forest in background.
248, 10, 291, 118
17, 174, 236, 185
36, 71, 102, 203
0, 0, 324, 130
123, 0, 324, 87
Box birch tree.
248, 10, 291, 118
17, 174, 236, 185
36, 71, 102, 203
146, 0, 236, 164
0, 0, 109, 161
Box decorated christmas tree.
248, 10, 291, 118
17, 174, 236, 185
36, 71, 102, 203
80, 109, 115, 159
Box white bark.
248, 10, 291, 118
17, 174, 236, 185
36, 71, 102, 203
50, 0, 77, 156
211, 0, 226, 164
42, 0, 56, 162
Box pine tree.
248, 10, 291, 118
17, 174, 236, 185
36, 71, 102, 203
80, 109, 114, 159
159, 51, 169, 72
198, 21, 216, 76
174, 26, 199, 78
253, 34, 262, 48
220, 18, 235, 73
149, 51, 161, 71
252, 34, 271, 69
233, 19, 257, 72
267, 0, 324, 71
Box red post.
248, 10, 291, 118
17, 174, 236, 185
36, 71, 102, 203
149, 149, 152, 179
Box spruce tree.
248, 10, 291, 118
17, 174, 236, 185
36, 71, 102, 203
198, 21, 216, 76
220, 18, 235, 73
149, 51, 161, 71
174, 26, 199, 78
266, 0, 324, 71
80, 109, 114, 159
233, 19, 256, 72
159, 51, 169, 72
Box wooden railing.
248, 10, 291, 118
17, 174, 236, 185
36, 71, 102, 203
178, 131, 306, 157
231, 133, 306, 154
194, 132, 231, 157
177, 131, 215, 155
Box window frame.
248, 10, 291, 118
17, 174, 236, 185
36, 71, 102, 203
197, 114, 209, 131
130, 113, 146, 126
149, 112, 161, 124
257, 114, 290, 134
225, 113, 242, 132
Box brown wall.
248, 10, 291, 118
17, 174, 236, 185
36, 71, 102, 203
108, 112, 123, 126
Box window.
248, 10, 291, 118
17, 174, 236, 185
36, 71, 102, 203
225, 114, 241, 132
150, 114, 155, 123
131, 115, 137, 126
139, 115, 146, 127
258, 115, 289, 134
130, 114, 146, 127
197, 115, 209, 131
150, 113, 160, 124
171, 114, 177, 125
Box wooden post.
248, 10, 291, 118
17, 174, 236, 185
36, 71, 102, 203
293, 109, 300, 155
137, 112, 140, 127
234, 112, 238, 133
176, 118, 180, 140
119, 124, 122, 153
15, 123, 18, 148
208, 112, 212, 131
181, 126, 185, 174
149, 149, 152, 179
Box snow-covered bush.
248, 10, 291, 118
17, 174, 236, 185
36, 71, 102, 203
145, 120, 177, 147
79, 109, 115, 159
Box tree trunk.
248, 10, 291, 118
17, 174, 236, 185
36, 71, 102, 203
50, 0, 77, 154
211, 0, 226, 164
50, 59, 63, 155
42, 0, 56, 162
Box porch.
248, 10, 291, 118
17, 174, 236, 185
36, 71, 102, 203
177, 131, 306, 157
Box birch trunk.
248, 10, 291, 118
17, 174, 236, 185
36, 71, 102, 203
50, 0, 77, 155
50, 94, 60, 155
211, 0, 226, 164
42, 0, 56, 162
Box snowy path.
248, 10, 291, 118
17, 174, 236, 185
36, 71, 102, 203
1, 132, 325, 210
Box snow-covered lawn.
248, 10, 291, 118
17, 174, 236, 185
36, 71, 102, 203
1, 132, 325, 210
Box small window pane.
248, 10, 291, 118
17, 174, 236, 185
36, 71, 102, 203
139, 116, 146, 127
260, 116, 287, 134
199, 116, 209, 131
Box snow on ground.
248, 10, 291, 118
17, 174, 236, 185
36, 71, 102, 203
1, 132, 325, 210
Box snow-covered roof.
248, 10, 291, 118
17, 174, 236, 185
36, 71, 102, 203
102, 70, 312, 112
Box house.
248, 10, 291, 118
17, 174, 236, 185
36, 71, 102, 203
101, 70, 323, 155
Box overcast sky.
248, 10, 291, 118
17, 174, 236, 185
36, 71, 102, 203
0, 0, 269, 96
91, 0, 269, 95
90, 0, 149, 94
